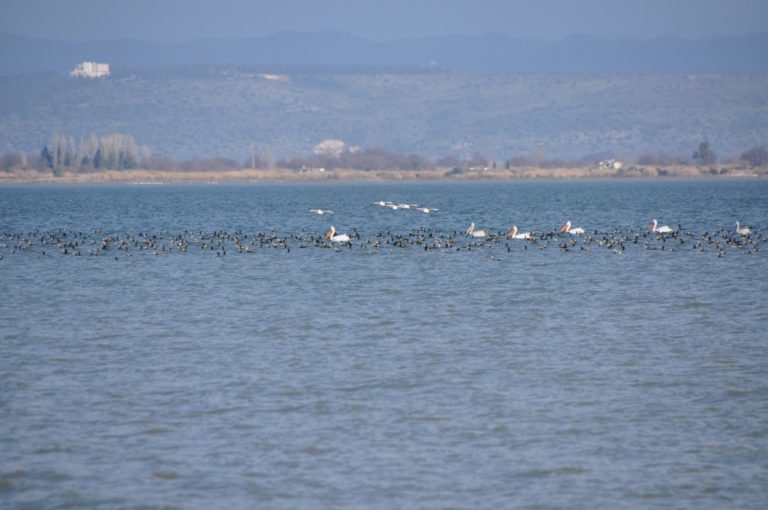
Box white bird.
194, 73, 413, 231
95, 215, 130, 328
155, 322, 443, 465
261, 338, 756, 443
417, 207, 438, 213
650, 219, 673, 233
373, 200, 387, 206
506, 226, 532, 239
324, 226, 350, 243
466, 222, 487, 238
560, 221, 585, 235
309, 208, 333, 215
736, 221, 751, 236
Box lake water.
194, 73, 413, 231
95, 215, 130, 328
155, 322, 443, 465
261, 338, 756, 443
1, 180, 767, 509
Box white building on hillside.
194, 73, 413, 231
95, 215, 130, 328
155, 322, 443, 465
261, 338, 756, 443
70, 62, 110, 78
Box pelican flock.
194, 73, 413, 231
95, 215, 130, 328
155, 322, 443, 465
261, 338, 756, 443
374, 200, 438, 213
0, 197, 762, 262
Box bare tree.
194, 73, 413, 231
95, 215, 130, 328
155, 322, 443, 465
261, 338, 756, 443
741, 146, 768, 167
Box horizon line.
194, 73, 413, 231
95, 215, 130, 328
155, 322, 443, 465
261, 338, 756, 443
2, 29, 767, 45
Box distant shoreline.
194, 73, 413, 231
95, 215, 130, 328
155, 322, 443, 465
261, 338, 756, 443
0, 165, 765, 185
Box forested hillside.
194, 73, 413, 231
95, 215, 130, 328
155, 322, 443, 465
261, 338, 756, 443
1, 67, 766, 162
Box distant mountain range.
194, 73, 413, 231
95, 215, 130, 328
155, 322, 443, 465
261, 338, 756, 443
1, 30, 767, 75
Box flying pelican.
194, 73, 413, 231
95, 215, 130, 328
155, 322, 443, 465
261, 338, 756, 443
309, 208, 333, 215
418, 207, 438, 213
324, 226, 350, 243
466, 223, 487, 238
650, 219, 673, 233
506, 226, 532, 239
736, 221, 751, 236
560, 221, 585, 235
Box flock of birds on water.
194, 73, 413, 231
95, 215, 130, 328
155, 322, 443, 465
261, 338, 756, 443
0, 199, 764, 261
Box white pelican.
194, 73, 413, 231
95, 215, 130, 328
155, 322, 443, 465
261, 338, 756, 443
418, 207, 438, 214
373, 200, 386, 206
506, 226, 532, 239
309, 208, 333, 215
736, 221, 751, 236
560, 221, 585, 235
650, 219, 673, 233
466, 223, 487, 238
324, 226, 350, 243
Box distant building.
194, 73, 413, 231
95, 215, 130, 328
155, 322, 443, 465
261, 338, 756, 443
70, 62, 110, 78
257, 74, 288, 81
598, 159, 623, 170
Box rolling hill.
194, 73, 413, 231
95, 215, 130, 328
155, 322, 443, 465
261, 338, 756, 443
0, 66, 766, 161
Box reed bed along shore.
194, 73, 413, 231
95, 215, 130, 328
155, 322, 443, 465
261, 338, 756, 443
0, 164, 765, 185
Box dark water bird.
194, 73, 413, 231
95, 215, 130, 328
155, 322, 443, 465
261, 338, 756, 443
1, 221, 766, 261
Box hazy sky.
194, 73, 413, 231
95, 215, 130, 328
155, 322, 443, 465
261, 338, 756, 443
1, 0, 766, 41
